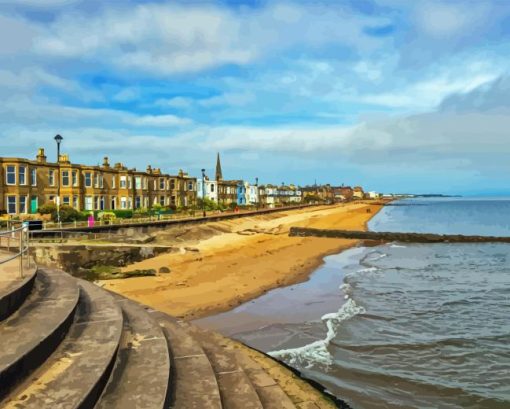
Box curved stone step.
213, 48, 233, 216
148, 310, 222, 409
1, 280, 123, 409
0, 251, 37, 321
95, 296, 171, 409
182, 323, 264, 409
0, 268, 79, 398
233, 349, 296, 409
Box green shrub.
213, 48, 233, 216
38, 202, 57, 215
112, 209, 133, 219
196, 197, 221, 211
39, 203, 84, 222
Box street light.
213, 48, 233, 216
201, 168, 206, 218
54, 134, 63, 227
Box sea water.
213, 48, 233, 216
195, 198, 510, 408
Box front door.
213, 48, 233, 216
30, 196, 38, 214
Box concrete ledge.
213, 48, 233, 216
0, 268, 79, 399
0, 264, 37, 321
289, 227, 510, 243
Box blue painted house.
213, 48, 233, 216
237, 181, 247, 205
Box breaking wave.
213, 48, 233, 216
269, 296, 365, 369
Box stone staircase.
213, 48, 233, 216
0, 265, 336, 409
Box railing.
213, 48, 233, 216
0, 225, 31, 278
33, 204, 315, 231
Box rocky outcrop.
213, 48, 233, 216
289, 227, 510, 243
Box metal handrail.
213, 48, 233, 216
0, 225, 31, 279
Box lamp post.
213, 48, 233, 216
54, 134, 63, 227
255, 177, 259, 211
201, 168, 206, 218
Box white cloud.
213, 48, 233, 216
199, 92, 255, 108
413, 1, 491, 38
112, 88, 140, 102
32, 2, 390, 76
356, 61, 502, 110
126, 114, 192, 127
155, 97, 194, 109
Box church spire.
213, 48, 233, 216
215, 152, 223, 181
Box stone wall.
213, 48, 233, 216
32, 244, 176, 276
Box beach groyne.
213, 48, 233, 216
289, 227, 510, 243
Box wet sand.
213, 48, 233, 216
101, 201, 386, 320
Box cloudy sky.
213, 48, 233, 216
1, 0, 510, 195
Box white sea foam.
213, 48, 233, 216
390, 244, 407, 248
269, 298, 365, 369
357, 266, 379, 274
372, 252, 388, 261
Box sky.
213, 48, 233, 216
1, 0, 510, 195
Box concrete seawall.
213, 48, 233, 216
289, 227, 510, 243
32, 204, 316, 239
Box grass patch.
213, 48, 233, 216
85, 265, 156, 280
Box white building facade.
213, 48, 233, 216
197, 177, 218, 202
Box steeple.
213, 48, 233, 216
215, 152, 223, 181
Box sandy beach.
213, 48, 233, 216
101, 201, 386, 320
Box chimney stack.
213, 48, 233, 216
36, 148, 47, 163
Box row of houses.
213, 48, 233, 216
0, 149, 196, 215
0, 149, 374, 215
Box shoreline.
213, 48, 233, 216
101, 201, 387, 320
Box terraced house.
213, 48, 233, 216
0, 149, 196, 215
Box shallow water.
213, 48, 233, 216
195, 198, 510, 408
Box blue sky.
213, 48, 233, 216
1, 0, 510, 194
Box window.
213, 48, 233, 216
31, 168, 37, 186
19, 196, 27, 213
128, 177, 132, 189
94, 173, 99, 188
62, 170, 70, 186
111, 197, 116, 210
160, 196, 165, 206
210, 184, 215, 193
121, 197, 127, 209
6, 165, 16, 185
153, 180, 157, 190
135, 196, 141, 209
99, 175, 104, 188
112, 176, 116, 189
143, 177, 148, 189
188, 181, 193, 191
85, 196, 93, 210
120, 176, 127, 188
94, 196, 99, 210
85, 172, 92, 187
100, 196, 105, 210
72, 170, 78, 186
63, 196, 70, 206
73, 196, 79, 209
135, 177, 142, 190
49, 169, 55, 186
19, 166, 26, 185
7, 196, 16, 214
159, 178, 165, 190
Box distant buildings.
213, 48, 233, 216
1, 148, 376, 216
